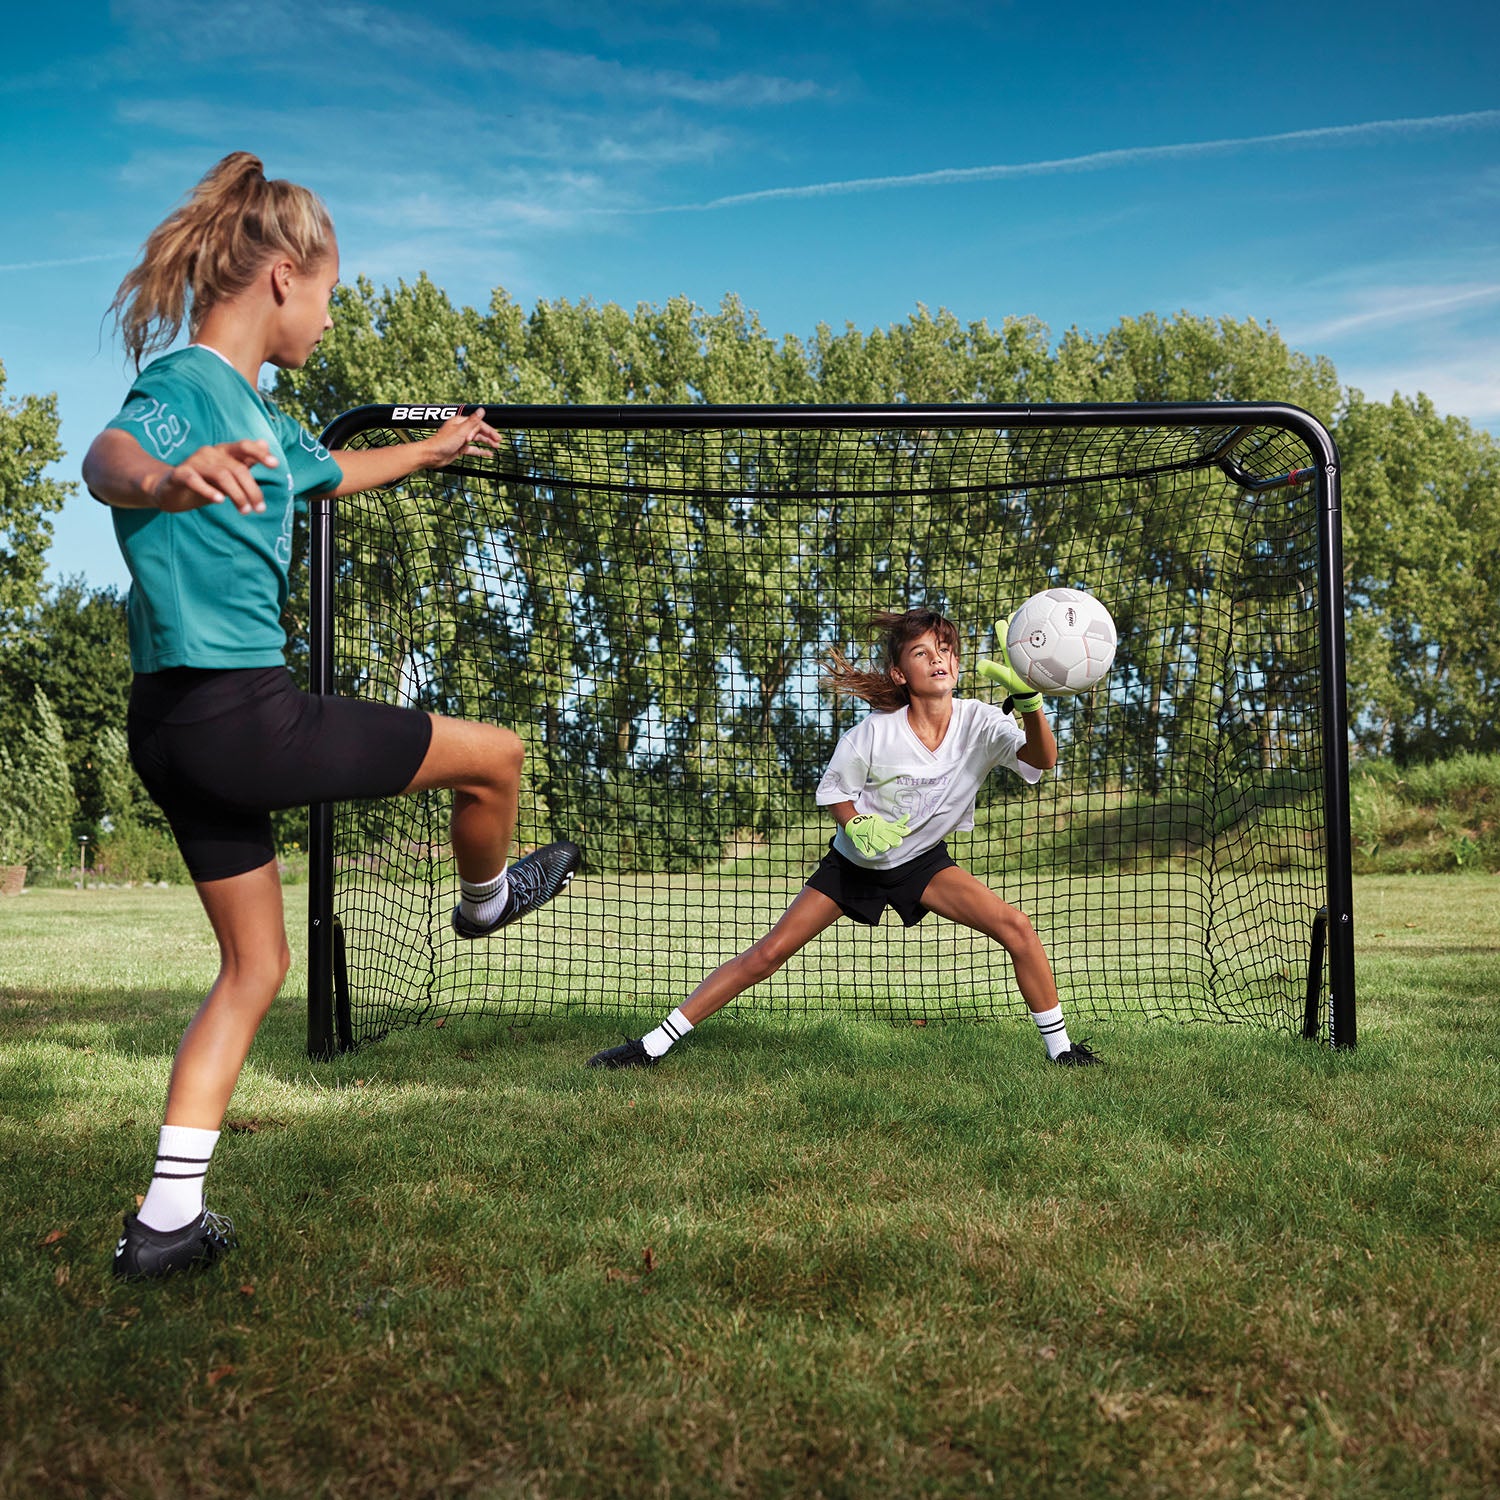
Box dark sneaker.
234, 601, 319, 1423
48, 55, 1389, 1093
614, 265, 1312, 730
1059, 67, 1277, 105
452, 841, 582, 939
587, 1037, 658, 1070
1052, 1041, 1102, 1067
112, 1209, 236, 1280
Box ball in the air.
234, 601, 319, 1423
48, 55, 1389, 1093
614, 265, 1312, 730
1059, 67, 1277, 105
1006, 588, 1117, 694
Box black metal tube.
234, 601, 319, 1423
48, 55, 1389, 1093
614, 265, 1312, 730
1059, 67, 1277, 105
332, 918, 352, 1054
305, 492, 338, 1060
1315, 453, 1357, 1048
322, 398, 1331, 439
1304, 906, 1329, 1040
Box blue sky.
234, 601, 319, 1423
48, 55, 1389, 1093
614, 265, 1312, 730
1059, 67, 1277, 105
4, 0, 1497, 594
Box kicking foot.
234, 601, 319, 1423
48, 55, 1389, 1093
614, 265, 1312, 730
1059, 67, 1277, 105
112, 1209, 236, 1280
586, 1037, 658, 1070
452, 841, 582, 939
1052, 1041, 1102, 1067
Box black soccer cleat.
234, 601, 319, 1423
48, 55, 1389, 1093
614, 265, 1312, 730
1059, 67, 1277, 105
1052, 1040, 1102, 1067
451, 841, 582, 939
112, 1208, 236, 1280
586, 1036, 658, 1070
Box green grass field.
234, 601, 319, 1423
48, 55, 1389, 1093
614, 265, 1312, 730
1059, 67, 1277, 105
1, 876, 1497, 1498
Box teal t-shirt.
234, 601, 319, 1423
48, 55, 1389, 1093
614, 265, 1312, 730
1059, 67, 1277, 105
102, 346, 343, 672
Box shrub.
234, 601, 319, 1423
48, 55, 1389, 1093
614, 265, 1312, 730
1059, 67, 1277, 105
0, 688, 76, 874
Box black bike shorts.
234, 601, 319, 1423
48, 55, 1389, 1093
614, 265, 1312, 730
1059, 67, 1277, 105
127, 666, 434, 883
804, 838, 958, 928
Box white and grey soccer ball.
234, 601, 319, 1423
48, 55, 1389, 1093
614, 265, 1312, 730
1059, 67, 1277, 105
1005, 588, 1117, 695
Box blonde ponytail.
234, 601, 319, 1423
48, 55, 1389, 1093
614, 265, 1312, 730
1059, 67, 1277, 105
109, 152, 335, 367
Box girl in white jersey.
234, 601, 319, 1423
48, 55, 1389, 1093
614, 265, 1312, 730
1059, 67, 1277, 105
588, 607, 1100, 1070
83, 153, 580, 1281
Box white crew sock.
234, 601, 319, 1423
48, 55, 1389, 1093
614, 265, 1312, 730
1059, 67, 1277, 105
641, 1008, 694, 1059
1031, 1004, 1071, 1060
460, 865, 510, 927
137, 1125, 220, 1232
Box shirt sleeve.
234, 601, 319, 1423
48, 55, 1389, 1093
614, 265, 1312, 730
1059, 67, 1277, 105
973, 700, 1046, 786
104, 376, 200, 466
815, 720, 873, 805
271, 406, 343, 501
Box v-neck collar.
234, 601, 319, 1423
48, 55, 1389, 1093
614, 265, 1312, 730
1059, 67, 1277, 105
900, 701, 954, 759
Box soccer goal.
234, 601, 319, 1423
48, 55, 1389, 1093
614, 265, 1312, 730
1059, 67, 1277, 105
306, 403, 1354, 1057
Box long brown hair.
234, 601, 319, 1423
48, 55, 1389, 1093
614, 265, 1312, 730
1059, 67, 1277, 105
821, 608, 961, 713
108, 152, 335, 368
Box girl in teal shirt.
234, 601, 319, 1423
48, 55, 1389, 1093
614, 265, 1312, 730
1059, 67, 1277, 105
84, 152, 580, 1280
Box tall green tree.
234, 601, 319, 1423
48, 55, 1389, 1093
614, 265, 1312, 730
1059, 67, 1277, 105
0, 363, 74, 645
1337, 392, 1500, 759
0, 580, 133, 829
267, 278, 1499, 814
0, 688, 76, 873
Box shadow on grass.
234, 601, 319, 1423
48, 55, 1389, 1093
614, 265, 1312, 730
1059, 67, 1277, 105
0, 983, 213, 1053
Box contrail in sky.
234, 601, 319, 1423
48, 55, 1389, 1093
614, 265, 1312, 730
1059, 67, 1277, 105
1295, 283, 1500, 341
648, 108, 1500, 213
0, 252, 118, 273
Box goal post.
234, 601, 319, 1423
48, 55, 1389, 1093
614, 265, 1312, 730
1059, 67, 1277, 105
306, 402, 1354, 1057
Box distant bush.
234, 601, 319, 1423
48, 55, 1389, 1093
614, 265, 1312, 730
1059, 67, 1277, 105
1350, 753, 1500, 873
0, 689, 75, 878
91, 822, 188, 885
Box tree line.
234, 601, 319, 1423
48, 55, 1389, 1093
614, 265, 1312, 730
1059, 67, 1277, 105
1, 293, 1496, 878
275, 281, 1498, 769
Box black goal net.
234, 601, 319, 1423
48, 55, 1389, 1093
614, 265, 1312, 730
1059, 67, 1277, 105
306, 404, 1354, 1055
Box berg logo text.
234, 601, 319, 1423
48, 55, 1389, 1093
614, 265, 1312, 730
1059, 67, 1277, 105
392, 406, 463, 421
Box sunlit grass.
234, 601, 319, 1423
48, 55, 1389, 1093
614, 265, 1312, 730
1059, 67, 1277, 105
1, 876, 1496, 1498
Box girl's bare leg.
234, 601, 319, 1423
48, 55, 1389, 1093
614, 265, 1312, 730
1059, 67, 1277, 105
917, 864, 1060, 1014
401, 714, 525, 882
162, 859, 290, 1127
680, 886, 845, 1025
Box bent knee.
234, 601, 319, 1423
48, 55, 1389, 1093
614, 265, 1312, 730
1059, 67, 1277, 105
262, 941, 293, 990
742, 939, 792, 983
502, 727, 525, 772
996, 909, 1040, 953
488, 726, 524, 786
218, 943, 290, 1004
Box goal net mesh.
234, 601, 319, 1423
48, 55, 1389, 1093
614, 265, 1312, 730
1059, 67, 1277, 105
315, 411, 1331, 1047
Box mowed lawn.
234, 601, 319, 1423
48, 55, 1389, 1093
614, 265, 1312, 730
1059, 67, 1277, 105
0, 875, 1496, 1499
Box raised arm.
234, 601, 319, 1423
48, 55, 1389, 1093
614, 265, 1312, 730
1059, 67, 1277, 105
975, 614, 1058, 771
1015, 705, 1058, 772
330, 408, 500, 497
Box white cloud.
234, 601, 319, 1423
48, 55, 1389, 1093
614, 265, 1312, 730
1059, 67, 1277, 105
1341, 356, 1500, 430
107, 0, 824, 110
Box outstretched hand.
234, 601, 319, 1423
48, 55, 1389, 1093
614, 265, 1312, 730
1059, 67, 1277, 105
421, 408, 502, 470
974, 615, 1042, 713
147, 440, 278, 515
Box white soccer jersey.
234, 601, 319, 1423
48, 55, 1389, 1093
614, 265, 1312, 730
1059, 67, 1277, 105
815, 696, 1045, 869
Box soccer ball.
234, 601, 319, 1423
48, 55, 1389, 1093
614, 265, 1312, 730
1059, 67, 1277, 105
1005, 589, 1117, 695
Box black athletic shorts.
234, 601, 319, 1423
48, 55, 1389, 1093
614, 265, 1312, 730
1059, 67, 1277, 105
804, 837, 958, 928
127, 666, 434, 883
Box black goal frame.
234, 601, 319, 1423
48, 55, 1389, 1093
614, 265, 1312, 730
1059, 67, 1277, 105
306, 401, 1355, 1057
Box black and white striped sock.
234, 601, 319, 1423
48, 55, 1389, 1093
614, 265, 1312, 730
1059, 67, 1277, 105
459, 866, 510, 927
1031, 1004, 1072, 1060
641, 1008, 694, 1059
137, 1125, 220, 1232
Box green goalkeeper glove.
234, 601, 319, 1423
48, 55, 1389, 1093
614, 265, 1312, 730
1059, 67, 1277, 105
974, 616, 1042, 714
845, 811, 910, 859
